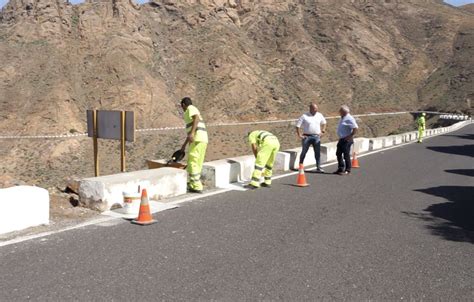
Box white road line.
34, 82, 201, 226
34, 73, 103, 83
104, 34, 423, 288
0, 217, 116, 248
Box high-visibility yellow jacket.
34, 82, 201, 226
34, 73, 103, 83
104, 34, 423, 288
248, 130, 279, 148
184, 105, 208, 143
417, 116, 426, 128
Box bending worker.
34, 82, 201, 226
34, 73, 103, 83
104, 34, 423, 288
296, 103, 327, 172
180, 97, 208, 193
247, 130, 280, 189
417, 112, 426, 143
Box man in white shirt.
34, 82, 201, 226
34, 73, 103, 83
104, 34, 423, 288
334, 105, 358, 175
296, 103, 327, 172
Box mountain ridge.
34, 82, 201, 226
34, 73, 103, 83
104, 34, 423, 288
0, 0, 472, 136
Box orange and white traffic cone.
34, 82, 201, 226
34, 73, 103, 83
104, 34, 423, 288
131, 189, 157, 226
351, 152, 360, 168
296, 164, 309, 187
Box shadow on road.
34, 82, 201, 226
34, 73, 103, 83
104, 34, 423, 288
445, 169, 474, 177
444, 133, 474, 141
426, 145, 474, 158
405, 186, 474, 244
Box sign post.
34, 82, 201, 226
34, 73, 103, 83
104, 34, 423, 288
120, 110, 126, 172
87, 110, 135, 177
93, 110, 99, 177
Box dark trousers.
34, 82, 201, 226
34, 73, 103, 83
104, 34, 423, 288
336, 139, 353, 172
299, 135, 321, 167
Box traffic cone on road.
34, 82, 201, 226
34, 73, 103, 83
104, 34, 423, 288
296, 164, 309, 187
131, 189, 157, 226
351, 152, 360, 168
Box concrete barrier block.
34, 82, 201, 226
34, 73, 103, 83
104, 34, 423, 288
353, 138, 370, 154
202, 159, 240, 189
321, 142, 338, 164
79, 168, 187, 211
369, 138, 384, 150
228, 155, 255, 181
274, 152, 291, 172
0, 186, 49, 235
284, 147, 315, 169
281, 149, 298, 170
382, 137, 394, 147
392, 135, 403, 145
402, 133, 411, 143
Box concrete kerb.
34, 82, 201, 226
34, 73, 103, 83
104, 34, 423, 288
227, 155, 255, 182
275, 152, 291, 172
382, 136, 394, 148
353, 138, 370, 154
202, 151, 289, 189
285, 147, 316, 169
0, 186, 50, 235
369, 137, 384, 150
321, 142, 338, 164
202, 159, 241, 189
392, 135, 403, 145
79, 168, 187, 211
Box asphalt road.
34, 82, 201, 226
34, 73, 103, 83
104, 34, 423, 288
1, 125, 473, 301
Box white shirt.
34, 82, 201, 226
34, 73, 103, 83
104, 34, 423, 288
296, 112, 327, 135
337, 114, 358, 139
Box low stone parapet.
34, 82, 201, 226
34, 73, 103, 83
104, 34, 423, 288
354, 138, 370, 154
79, 168, 187, 211
202, 159, 241, 189
321, 142, 338, 164
370, 138, 384, 150
0, 186, 49, 235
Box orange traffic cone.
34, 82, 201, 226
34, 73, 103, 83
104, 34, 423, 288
351, 152, 360, 168
296, 164, 309, 187
131, 189, 157, 226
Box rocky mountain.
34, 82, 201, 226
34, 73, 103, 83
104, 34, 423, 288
0, 0, 472, 136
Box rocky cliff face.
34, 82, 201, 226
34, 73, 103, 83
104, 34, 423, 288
0, 0, 472, 136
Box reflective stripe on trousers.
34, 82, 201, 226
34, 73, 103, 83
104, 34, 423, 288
187, 142, 207, 191
250, 142, 280, 187
418, 126, 424, 142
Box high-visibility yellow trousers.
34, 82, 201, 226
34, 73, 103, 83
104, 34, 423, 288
250, 140, 280, 187
418, 126, 425, 142
187, 142, 207, 191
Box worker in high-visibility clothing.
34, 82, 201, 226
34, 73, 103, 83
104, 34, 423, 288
180, 97, 208, 193
247, 130, 280, 189
417, 112, 426, 143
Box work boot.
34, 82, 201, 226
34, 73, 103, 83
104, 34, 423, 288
261, 183, 272, 188
244, 183, 260, 190
188, 187, 203, 194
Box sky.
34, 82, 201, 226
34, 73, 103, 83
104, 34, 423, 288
0, 0, 473, 12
